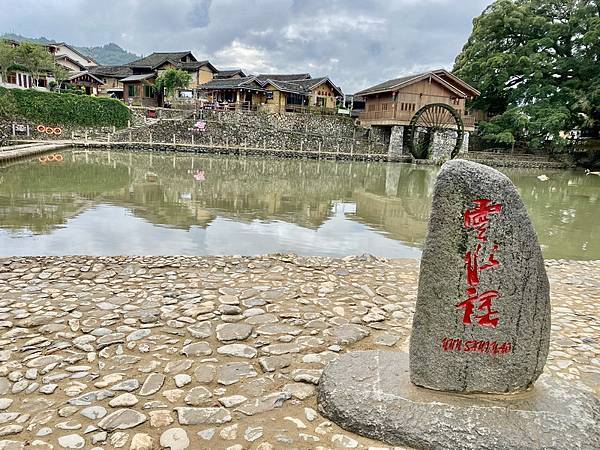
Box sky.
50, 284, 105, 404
1, 0, 494, 93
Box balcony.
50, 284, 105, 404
359, 102, 476, 130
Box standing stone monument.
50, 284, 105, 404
410, 158, 550, 393
317, 160, 600, 449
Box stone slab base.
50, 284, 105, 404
317, 351, 600, 450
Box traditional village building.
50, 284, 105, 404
215, 69, 246, 79
355, 69, 480, 156
121, 73, 159, 107
49, 42, 98, 70
66, 71, 104, 95
89, 65, 133, 98
120, 51, 218, 105
261, 76, 343, 113
198, 76, 266, 109
356, 69, 479, 129
199, 73, 343, 112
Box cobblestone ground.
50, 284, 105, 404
0, 255, 597, 450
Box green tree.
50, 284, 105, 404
454, 0, 600, 148
0, 40, 16, 83
13, 42, 54, 87
51, 64, 70, 91
154, 68, 192, 98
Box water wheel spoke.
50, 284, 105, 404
408, 103, 464, 160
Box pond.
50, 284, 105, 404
0, 149, 598, 259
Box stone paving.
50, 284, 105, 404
0, 255, 597, 450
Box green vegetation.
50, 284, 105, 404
454, 0, 600, 148
1, 34, 139, 65
0, 86, 130, 127
0, 40, 69, 88
155, 68, 192, 98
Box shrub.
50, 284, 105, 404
0, 86, 130, 127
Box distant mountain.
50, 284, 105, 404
1, 33, 140, 65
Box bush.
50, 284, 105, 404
0, 86, 130, 127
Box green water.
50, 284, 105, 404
0, 149, 598, 259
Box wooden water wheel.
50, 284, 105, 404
406, 103, 464, 160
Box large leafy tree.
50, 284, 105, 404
454, 0, 600, 147
155, 68, 192, 98
0, 40, 16, 83
13, 42, 55, 87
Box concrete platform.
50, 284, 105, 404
317, 351, 600, 450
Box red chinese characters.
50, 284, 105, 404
456, 199, 503, 328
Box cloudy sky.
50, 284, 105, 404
1, 0, 493, 93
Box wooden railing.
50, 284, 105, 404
359, 106, 476, 129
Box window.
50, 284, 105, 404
144, 85, 153, 98
266, 91, 273, 100
128, 84, 136, 97
382, 103, 388, 111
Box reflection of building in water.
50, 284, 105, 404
352, 190, 429, 247
3, 150, 598, 260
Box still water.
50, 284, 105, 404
0, 149, 598, 259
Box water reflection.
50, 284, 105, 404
0, 150, 597, 259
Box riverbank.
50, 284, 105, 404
0, 255, 597, 449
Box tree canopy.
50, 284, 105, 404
0, 40, 69, 87
453, 0, 600, 147
155, 68, 192, 98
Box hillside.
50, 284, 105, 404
1, 33, 139, 65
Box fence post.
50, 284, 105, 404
149, 133, 153, 144
129, 130, 132, 142
336, 142, 340, 153
263, 138, 266, 149
210, 136, 213, 147
107, 133, 111, 144
226, 137, 229, 148
11, 123, 15, 136
191, 134, 194, 146
85, 131, 88, 142
113, 125, 116, 133
318, 140, 322, 155
127, 120, 131, 128
300, 140, 303, 152
26, 124, 30, 137
173, 134, 176, 144
71, 131, 74, 140
351, 141, 354, 156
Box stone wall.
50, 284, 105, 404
429, 130, 469, 162
111, 110, 383, 155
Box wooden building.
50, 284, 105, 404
215, 69, 246, 79
261, 76, 343, 113
356, 69, 479, 131
66, 71, 104, 95
124, 51, 218, 101
121, 73, 159, 107
89, 65, 133, 98
198, 76, 266, 109
199, 73, 343, 113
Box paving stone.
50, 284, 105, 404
97, 409, 147, 431
174, 407, 232, 425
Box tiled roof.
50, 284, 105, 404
198, 76, 264, 90
264, 76, 343, 97
354, 69, 479, 97
354, 74, 424, 96
127, 52, 195, 68
176, 60, 218, 73
67, 71, 104, 84
215, 69, 246, 79
255, 73, 311, 83
90, 65, 133, 78
120, 73, 156, 82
